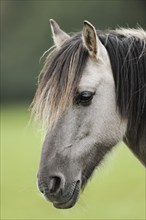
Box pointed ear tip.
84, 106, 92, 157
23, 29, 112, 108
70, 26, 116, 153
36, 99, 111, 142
49, 19, 59, 27
84, 20, 89, 25
49, 19, 54, 25
83, 20, 94, 28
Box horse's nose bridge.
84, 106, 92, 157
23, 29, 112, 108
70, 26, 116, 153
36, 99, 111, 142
41, 151, 70, 177
54, 151, 71, 169
38, 140, 79, 187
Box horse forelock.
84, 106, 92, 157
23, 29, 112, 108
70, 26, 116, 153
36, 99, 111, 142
31, 33, 89, 129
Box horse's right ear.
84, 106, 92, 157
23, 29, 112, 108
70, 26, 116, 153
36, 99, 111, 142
49, 19, 70, 48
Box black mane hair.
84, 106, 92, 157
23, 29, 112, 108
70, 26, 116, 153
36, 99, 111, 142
98, 32, 146, 146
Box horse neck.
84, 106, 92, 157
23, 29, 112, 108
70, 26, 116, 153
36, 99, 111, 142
100, 33, 146, 166
119, 37, 146, 166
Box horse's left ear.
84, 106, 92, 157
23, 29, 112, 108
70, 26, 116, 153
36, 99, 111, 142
82, 20, 102, 58
50, 19, 70, 48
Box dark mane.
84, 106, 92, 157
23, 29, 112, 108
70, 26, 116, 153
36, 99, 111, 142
99, 31, 146, 146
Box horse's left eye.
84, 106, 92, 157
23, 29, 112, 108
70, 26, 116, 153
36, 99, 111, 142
76, 91, 95, 106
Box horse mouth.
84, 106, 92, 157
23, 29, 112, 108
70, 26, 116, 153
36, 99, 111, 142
53, 180, 80, 209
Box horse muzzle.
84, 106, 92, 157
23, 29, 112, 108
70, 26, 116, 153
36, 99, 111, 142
38, 174, 81, 209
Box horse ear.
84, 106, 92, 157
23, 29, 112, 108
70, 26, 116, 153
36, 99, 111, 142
82, 20, 101, 58
49, 19, 70, 47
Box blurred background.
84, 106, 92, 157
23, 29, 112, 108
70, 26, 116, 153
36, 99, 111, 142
1, 0, 146, 219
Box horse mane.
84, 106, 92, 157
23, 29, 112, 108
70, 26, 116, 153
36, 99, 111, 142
32, 27, 146, 145
98, 30, 146, 145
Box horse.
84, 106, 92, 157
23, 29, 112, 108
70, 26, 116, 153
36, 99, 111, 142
32, 19, 146, 209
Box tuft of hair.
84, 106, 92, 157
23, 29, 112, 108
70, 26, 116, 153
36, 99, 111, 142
98, 28, 146, 145
31, 34, 88, 130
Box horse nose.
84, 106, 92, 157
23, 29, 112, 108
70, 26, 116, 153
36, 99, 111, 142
38, 174, 65, 199
48, 176, 62, 195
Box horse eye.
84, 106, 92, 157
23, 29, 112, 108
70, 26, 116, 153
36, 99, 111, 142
76, 91, 95, 106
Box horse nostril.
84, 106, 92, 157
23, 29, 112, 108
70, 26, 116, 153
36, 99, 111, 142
49, 176, 62, 195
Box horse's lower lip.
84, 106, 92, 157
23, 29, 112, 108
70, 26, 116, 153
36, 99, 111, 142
53, 181, 80, 209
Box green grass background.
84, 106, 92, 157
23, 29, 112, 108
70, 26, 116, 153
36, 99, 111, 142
1, 104, 145, 220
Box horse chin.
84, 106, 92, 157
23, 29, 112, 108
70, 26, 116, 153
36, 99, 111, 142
53, 180, 81, 209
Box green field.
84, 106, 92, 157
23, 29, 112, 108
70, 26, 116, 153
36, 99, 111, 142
1, 104, 145, 220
